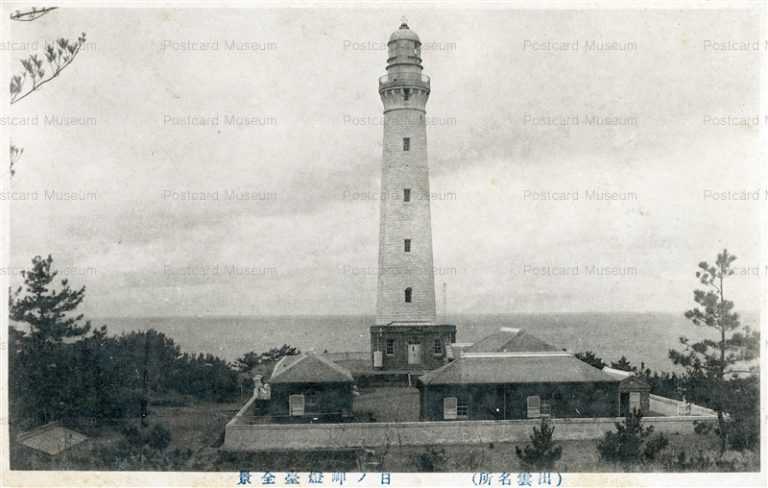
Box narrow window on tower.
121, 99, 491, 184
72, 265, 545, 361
404, 287, 413, 303
403, 137, 410, 151
404, 239, 411, 253
403, 188, 411, 202
403, 88, 410, 101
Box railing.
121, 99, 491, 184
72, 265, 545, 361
379, 72, 430, 90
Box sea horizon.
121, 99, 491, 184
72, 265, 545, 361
64, 311, 759, 373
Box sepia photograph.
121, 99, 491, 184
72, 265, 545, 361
0, 2, 765, 487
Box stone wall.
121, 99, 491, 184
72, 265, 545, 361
649, 394, 716, 417
224, 398, 716, 451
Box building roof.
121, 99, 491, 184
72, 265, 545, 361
419, 352, 620, 385
601, 367, 651, 390
17, 422, 87, 456
601, 366, 634, 379
464, 327, 559, 353
269, 352, 354, 384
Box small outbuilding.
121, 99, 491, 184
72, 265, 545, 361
16, 422, 87, 456
602, 366, 651, 416
267, 352, 355, 422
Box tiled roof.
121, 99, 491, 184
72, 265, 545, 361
269, 352, 354, 384
464, 328, 559, 353
419, 353, 620, 385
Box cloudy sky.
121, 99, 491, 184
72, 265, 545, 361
5, 7, 763, 317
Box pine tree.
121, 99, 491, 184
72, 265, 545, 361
515, 417, 562, 470
9, 255, 91, 423
670, 249, 759, 453
610, 356, 636, 372
10, 255, 91, 344
597, 410, 669, 465
574, 351, 606, 369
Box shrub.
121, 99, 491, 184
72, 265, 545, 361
515, 417, 562, 470
147, 423, 172, 450
597, 410, 668, 466
415, 447, 447, 472
642, 432, 669, 462
121, 424, 144, 447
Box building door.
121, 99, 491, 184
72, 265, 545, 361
629, 392, 641, 414
620, 392, 630, 416
408, 343, 422, 364
289, 394, 305, 416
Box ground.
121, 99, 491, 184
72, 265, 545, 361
9, 394, 760, 472
10, 398, 244, 471
353, 386, 420, 422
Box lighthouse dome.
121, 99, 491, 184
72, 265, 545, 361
389, 22, 420, 44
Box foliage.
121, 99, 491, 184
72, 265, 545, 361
669, 249, 760, 452
597, 410, 668, 465
121, 424, 144, 447
660, 449, 755, 472
720, 376, 759, 450
610, 356, 636, 372
10, 7, 58, 22
574, 351, 605, 370
147, 423, 172, 450
234, 344, 300, 372
642, 432, 670, 462
9, 256, 240, 427
10, 33, 87, 104
9, 255, 91, 343
414, 446, 447, 472
9, 143, 22, 177
515, 417, 563, 470
120, 422, 172, 450
8, 7, 86, 178
9, 255, 92, 423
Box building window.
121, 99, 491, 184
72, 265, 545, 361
526, 395, 541, 418
403, 188, 411, 202
385, 339, 395, 356
404, 287, 412, 303
443, 397, 457, 420
457, 399, 469, 419
289, 394, 305, 416
432, 338, 442, 355
404, 239, 411, 252
305, 390, 319, 410
403, 137, 410, 151
443, 397, 468, 420
403, 88, 410, 101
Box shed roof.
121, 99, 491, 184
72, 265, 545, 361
269, 352, 354, 384
17, 422, 87, 456
464, 328, 559, 353
419, 353, 620, 385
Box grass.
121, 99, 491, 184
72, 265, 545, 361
9, 397, 246, 471
10, 396, 759, 473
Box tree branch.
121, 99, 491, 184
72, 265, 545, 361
10, 7, 58, 22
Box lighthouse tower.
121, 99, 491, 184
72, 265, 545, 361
370, 21, 456, 372
376, 20, 436, 325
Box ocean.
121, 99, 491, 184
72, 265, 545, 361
92, 312, 759, 373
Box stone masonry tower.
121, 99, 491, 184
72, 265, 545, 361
375, 20, 436, 325
370, 21, 456, 372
